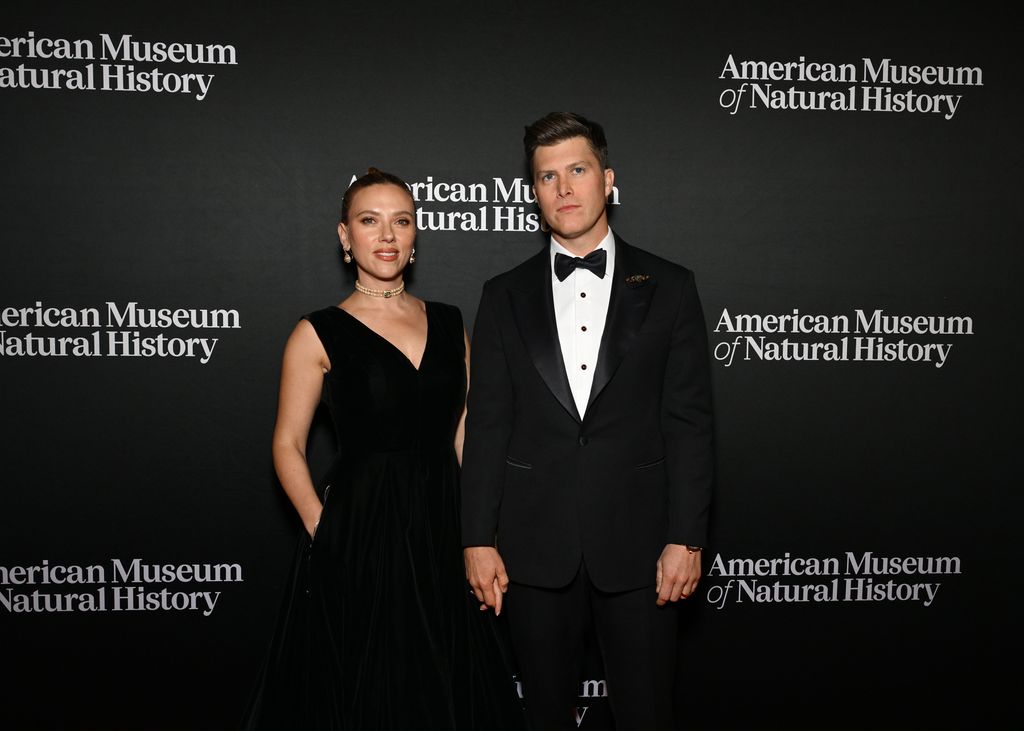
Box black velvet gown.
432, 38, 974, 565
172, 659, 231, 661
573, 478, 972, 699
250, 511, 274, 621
241, 301, 527, 730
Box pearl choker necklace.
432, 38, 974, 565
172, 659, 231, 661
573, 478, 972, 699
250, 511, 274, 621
355, 280, 405, 298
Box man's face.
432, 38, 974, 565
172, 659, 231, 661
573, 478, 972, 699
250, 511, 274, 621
532, 136, 614, 254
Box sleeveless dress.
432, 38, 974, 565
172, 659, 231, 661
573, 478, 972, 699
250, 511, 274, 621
241, 301, 527, 730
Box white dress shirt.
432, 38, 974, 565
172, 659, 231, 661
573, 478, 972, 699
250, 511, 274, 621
549, 228, 616, 418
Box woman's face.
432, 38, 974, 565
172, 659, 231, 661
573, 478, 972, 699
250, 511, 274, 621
338, 183, 416, 286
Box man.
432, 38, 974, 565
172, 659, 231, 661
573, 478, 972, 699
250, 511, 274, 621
462, 111, 714, 730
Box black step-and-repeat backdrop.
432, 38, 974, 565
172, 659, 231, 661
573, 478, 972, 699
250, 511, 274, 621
2, 2, 1019, 728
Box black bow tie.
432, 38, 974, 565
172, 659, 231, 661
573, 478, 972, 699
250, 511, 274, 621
554, 249, 607, 281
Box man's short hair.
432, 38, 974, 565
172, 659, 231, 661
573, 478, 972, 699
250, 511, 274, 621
523, 112, 610, 172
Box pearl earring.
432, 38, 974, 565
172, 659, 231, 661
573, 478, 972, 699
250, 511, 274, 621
409, 248, 416, 263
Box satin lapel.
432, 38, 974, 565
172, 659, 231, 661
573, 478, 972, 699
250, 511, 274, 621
509, 252, 582, 423
587, 240, 656, 413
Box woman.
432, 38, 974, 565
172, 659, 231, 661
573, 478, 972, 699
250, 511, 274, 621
241, 168, 527, 729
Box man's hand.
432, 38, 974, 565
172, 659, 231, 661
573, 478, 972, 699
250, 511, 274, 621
656, 543, 702, 606
464, 546, 510, 615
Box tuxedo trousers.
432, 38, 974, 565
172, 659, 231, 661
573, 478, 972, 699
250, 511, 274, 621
506, 560, 680, 731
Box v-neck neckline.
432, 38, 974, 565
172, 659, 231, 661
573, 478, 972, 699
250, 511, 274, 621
334, 301, 431, 373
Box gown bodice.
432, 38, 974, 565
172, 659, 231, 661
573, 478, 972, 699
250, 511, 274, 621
306, 302, 466, 456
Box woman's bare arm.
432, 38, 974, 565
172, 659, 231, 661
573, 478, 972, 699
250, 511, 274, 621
271, 319, 329, 537
454, 328, 471, 466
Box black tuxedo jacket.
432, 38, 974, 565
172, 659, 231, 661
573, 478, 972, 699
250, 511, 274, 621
461, 236, 714, 592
